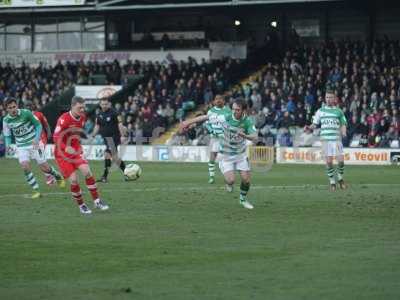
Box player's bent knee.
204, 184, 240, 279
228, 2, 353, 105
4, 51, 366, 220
82, 170, 92, 178
239, 170, 250, 182
68, 175, 78, 185
325, 159, 333, 165
226, 179, 235, 185
240, 176, 250, 184
241, 177, 250, 184
79, 164, 92, 177
39, 163, 50, 172
224, 174, 235, 185
20, 162, 30, 171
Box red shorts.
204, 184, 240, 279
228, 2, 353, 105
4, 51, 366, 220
55, 154, 88, 179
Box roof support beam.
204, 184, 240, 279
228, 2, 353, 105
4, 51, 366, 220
96, 0, 341, 11
0, 0, 342, 14
97, 0, 129, 7
0, 5, 95, 14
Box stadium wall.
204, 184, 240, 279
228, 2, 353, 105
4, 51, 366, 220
5, 145, 400, 165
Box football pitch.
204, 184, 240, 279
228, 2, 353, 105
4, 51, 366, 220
0, 159, 399, 300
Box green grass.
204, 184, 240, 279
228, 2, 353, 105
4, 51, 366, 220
0, 159, 399, 300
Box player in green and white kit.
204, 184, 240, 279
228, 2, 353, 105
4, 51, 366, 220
3, 98, 64, 198
205, 95, 231, 184
309, 91, 347, 191
181, 98, 257, 209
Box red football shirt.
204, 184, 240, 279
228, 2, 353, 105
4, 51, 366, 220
33, 111, 50, 145
53, 111, 86, 159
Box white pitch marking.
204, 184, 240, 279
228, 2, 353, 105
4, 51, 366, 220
0, 183, 399, 199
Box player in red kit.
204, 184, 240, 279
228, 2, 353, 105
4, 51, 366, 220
53, 96, 109, 215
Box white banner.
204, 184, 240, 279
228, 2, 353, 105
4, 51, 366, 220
7, 145, 400, 165
75, 85, 122, 105
0, 49, 210, 67
132, 31, 205, 41
6, 145, 400, 165
276, 147, 397, 165
0, 0, 84, 7
6, 145, 211, 162
210, 42, 247, 60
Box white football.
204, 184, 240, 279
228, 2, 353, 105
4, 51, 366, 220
124, 163, 142, 180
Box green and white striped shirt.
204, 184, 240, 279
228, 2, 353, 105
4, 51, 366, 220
312, 106, 347, 141
206, 106, 231, 138
209, 113, 256, 156
3, 109, 41, 148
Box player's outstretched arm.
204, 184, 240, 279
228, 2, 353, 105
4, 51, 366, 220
305, 124, 316, 131
33, 123, 42, 148
3, 120, 10, 146
53, 117, 67, 151
3, 135, 12, 156
307, 109, 320, 132
2, 120, 12, 156
341, 125, 347, 138
237, 132, 258, 143
340, 110, 347, 138
179, 115, 209, 133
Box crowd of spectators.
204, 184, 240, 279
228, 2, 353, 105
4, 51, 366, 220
0, 60, 122, 112
183, 38, 400, 148
0, 59, 121, 144
2, 38, 400, 150
95, 57, 244, 144
0, 57, 245, 147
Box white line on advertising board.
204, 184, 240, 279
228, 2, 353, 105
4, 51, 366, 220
5, 145, 400, 165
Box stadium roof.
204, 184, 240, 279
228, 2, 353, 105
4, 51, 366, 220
0, 0, 343, 13
96, 0, 342, 10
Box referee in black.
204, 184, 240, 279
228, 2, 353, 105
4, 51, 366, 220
91, 98, 127, 183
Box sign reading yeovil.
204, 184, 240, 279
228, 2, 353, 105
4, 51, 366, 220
0, 0, 85, 7
276, 147, 393, 165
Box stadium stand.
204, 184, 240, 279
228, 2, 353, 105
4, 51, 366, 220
0, 57, 246, 145
179, 38, 400, 148
0, 31, 399, 149
103, 57, 245, 144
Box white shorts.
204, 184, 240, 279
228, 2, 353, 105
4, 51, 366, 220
16, 143, 47, 165
218, 154, 250, 174
321, 140, 344, 157
209, 137, 221, 153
